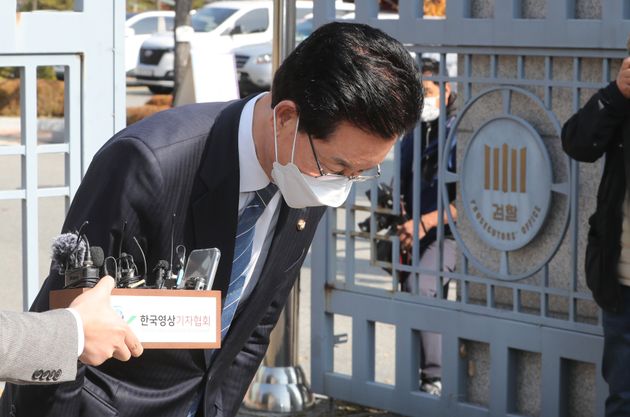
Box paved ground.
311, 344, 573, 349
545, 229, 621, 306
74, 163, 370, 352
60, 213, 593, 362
238, 396, 401, 417
0, 86, 403, 416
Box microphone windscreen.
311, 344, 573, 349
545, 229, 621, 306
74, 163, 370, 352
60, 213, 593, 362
90, 246, 105, 268
154, 260, 170, 271
51, 233, 86, 273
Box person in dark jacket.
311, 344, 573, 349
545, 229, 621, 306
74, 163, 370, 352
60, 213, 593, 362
396, 57, 457, 396
561, 56, 630, 417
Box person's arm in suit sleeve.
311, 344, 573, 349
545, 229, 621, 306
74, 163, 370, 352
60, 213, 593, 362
561, 58, 630, 162
0, 309, 78, 384
0, 276, 143, 385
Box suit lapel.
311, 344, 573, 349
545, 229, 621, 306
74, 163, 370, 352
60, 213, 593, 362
206, 202, 325, 374
188, 99, 247, 297
233, 202, 306, 315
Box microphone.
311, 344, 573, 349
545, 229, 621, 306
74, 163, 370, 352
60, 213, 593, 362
117, 252, 136, 287
64, 239, 105, 289
160, 213, 181, 289
90, 246, 105, 269
151, 260, 170, 289
51, 233, 85, 275
52, 225, 105, 288
51, 233, 86, 274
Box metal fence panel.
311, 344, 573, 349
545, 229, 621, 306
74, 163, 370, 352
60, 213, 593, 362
311, 1, 628, 416
0, 0, 124, 310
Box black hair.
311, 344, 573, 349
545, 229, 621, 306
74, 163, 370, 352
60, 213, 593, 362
420, 56, 457, 112
421, 57, 440, 75
271, 22, 422, 141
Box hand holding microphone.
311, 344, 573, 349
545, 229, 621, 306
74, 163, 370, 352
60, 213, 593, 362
69, 276, 143, 366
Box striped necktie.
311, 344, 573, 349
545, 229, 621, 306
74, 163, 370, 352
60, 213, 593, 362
221, 182, 277, 339
186, 183, 277, 416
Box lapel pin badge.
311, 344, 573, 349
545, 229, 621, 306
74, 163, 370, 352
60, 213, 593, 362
296, 219, 306, 231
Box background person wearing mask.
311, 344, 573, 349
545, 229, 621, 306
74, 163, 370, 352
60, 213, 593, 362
396, 57, 458, 397
1, 276, 143, 385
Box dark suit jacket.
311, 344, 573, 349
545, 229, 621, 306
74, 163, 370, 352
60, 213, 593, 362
1, 98, 326, 417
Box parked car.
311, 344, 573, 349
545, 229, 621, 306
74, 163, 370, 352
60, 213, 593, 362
134, 1, 314, 94
125, 11, 175, 75
234, 3, 355, 96
235, 16, 314, 95
54, 10, 174, 81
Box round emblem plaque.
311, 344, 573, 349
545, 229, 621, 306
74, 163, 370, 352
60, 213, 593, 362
461, 116, 552, 252
441, 86, 570, 280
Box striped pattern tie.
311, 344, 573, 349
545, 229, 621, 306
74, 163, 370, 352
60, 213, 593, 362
220, 182, 277, 339
186, 185, 277, 416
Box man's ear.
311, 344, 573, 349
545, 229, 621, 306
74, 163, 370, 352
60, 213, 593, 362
274, 100, 298, 127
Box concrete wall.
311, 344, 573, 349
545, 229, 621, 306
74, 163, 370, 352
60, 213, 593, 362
458, 1, 609, 415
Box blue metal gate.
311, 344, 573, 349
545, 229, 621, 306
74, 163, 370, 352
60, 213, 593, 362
0, 0, 125, 312
310, 1, 630, 416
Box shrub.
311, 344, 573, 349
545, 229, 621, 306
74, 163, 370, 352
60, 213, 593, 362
126, 104, 170, 126
146, 94, 173, 107
0, 78, 65, 117
0, 66, 57, 80
0, 79, 18, 116
0, 68, 18, 79
37, 66, 57, 80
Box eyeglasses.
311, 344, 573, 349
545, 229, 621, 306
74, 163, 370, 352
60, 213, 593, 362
307, 133, 381, 182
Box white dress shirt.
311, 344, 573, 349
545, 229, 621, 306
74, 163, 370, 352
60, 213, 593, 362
236, 92, 281, 302
66, 308, 84, 355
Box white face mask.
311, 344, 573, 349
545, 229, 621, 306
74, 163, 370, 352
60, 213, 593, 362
421, 96, 440, 122
270, 108, 353, 208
